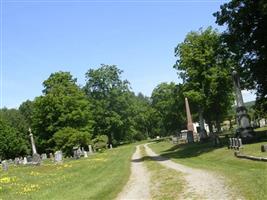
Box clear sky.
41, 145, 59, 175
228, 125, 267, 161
1, 0, 255, 108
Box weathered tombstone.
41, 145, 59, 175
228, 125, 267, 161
232, 71, 254, 139
8, 159, 14, 164
41, 153, 47, 160
261, 144, 267, 152
54, 151, 63, 163
73, 147, 80, 159
77, 147, 82, 157
32, 153, 41, 165
172, 136, 178, 144
49, 153, 54, 160
81, 147, 85, 156
109, 144, 113, 149
27, 156, 33, 163
229, 138, 232, 149
84, 151, 88, 158
88, 145, 93, 154
14, 157, 20, 165
2, 160, 8, 171
23, 157, 27, 165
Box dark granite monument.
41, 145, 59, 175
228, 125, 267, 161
232, 71, 254, 139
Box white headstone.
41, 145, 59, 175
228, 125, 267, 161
2, 160, 8, 171
23, 157, 27, 165
84, 151, 88, 158
109, 144, 113, 149
54, 151, 63, 163
88, 145, 93, 154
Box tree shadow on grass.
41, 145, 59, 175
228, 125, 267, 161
159, 142, 219, 159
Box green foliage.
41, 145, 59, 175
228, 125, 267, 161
151, 82, 186, 136
53, 127, 91, 156
214, 0, 267, 112
19, 100, 34, 128
92, 135, 108, 151
84, 65, 149, 143
0, 119, 29, 159
32, 71, 93, 151
174, 27, 234, 130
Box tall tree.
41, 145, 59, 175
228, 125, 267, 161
32, 71, 93, 151
151, 82, 186, 136
214, 0, 267, 112
174, 27, 234, 134
84, 65, 148, 143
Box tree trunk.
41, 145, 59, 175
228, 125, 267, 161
198, 107, 206, 139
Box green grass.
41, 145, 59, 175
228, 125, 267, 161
149, 141, 267, 200
0, 144, 136, 200
255, 126, 267, 132
139, 145, 184, 200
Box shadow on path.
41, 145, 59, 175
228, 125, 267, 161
131, 155, 169, 163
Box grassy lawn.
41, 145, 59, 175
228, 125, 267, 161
0, 144, 136, 200
139, 145, 184, 200
149, 140, 267, 200
255, 126, 267, 132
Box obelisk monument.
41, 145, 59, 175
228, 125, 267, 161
185, 97, 194, 132
232, 71, 254, 139
29, 128, 41, 164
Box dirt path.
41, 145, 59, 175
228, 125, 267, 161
144, 143, 239, 200
116, 145, 151, 200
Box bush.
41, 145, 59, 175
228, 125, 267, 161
92, 135, 108, 151
53, 127, 91, 156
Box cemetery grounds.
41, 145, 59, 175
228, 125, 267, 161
0, 140, 266, 199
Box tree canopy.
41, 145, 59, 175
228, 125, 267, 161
214, 0, 267, 112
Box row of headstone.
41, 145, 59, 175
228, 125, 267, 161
73, 145, 94, 159
229, 138, 243, 150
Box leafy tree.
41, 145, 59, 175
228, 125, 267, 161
32, 71, 93, 151
53, 127, 91, 156
174, 27, 234, 134
214, 0, 267, 112
84, 65, 137, 144
19, 100, 34, 128
151, 82, 186, 136
0, 119, 29, 159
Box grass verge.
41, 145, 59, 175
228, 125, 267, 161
139, 145, 184, 200
149, 141, 267, 200
0, 143, 136, 200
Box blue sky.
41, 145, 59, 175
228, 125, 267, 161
1, 0, 255, 108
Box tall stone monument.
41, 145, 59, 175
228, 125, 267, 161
29, 128, 41, 164
232, 71, 254, 139
185, 98, 194, 132
185, 98, 195, 142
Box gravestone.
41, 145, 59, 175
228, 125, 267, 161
41, 153, 47, 160
14, 157, 20, 165
109, 144, 113, 149
49, 153, 54, 160
23, 157, 27, 165
88, 145, 93, 154
27, 156, 33, 163
232, 71, 254, 139
32, 154, 41, 165
229, 138, 232, 149
261, 144, 267, 152
2, 160, 8, 171
73, 147, 80, 159
81, 147, 85, 156
29, 128, 41, 165
54, 151, 63, 163
84, 151, 88, 158
77, 147, 82, 157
